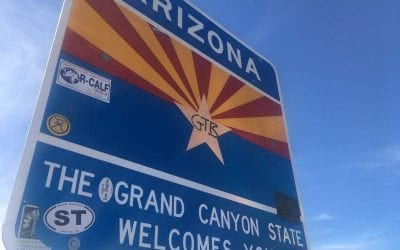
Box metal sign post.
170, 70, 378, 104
3, 0, 308, 249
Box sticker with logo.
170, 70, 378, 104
44, 202, 95, 234
18, 205, 40, 239
16, 205, 50, 249
57, 59, 111, 103
98, 177, 113, 203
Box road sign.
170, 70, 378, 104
3, 0, 308, 249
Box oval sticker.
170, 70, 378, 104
98, 177, 113, 203
44, 202, 95, 234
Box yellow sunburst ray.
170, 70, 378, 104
206, 65, 230, 109
68, 0, 190, 107
171, 40, 202, 107
214, 116, 287, 142
118, 5, 197, 108
211, 85, 264, 117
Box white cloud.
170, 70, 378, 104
312, 231, 385, 250
316, 243, 362, 250
0, 0, 55, 208
379, 145, 400, 165
360, 145, 400, 172
312, 212, 333, 222
0, 1, 56, 123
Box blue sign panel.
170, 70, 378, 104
17, 142, 306, 249
3, 0, 308, 249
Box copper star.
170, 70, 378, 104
175, 96, 231, 164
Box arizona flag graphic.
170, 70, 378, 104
43, 0, 300, 210
62, 0, 289, 164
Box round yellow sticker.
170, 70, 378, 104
46, 114, 71, 136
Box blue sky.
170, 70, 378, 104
1, 0, 399, 249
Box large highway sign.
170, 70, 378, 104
3, 0, 308, 249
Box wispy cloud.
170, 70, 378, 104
361, 145, 400, 171
373, 145, 400, 167
312, 212, 333, 222
0, 1, 57, 123
313, 231, 385, 250
316, 243, 361, 250
0, 0, 58, 208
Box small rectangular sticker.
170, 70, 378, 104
57, 59, 111, 103
276, 192, 301, 223
18, 205, 40, 239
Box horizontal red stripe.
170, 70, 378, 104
213, 96, 282, 119
231, 128, 290, 159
